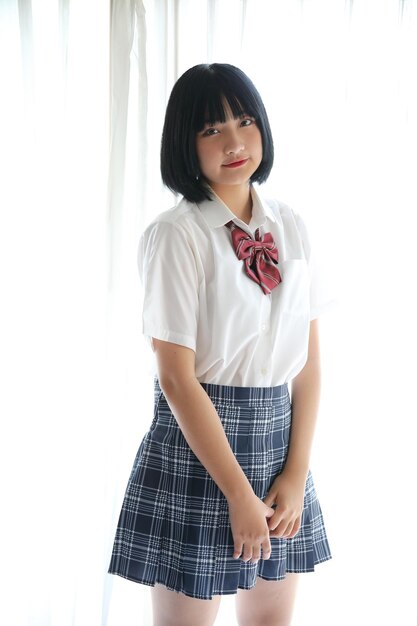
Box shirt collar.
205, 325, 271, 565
197, 184, 280, 231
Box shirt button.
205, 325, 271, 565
261, 323, 267, 333
260, 367, 268, 376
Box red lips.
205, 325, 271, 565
222, 158, 249, 168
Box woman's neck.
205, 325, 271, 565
211, 183, 253, 225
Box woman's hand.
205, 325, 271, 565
227, 494, 275, 563
263, 471, 306, 539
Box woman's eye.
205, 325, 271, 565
202, 127, 219, 136
241, 118, 255, 127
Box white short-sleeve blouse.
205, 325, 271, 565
138, 185, 331, 387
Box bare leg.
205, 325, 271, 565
235, 574, 299, 626
151, 583, 221, 626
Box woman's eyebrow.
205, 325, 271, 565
203, 112, 250, 125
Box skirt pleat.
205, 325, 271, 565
108, 379, 332, 600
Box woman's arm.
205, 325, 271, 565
284, 317, 321, 479
264, 318, 321, 538
152, 338, 274, 562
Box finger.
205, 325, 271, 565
250, 546, 261, 563
265, 506, 275, 519
261, 538, 271, 560
286, 517, 301, 539
263, 492, 275, 507
282, 520, 295, 538
242, 544, 253, 562
233, 541, 243, 560
269, 526, 283, 538
267, 510, 282, 530
270, 518, 289, 538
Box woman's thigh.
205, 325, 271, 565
235, 574, 299, 626
151, 583, 221, 626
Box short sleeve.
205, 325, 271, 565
293, 212, 336, 320
137, 221, 199, 351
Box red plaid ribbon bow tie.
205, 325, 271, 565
226, 221, 282, 295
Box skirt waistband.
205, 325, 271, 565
200, 381, 288, 403
154, 377, 288, 404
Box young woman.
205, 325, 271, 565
108, 63, 332, 626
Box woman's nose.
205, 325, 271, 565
224, 130, 245, 154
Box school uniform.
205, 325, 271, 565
108, 184, 332, 600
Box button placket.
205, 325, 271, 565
259, 295, 271, 335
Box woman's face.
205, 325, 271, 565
195, 103, 263, 194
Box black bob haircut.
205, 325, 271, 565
160, 63, 274, 203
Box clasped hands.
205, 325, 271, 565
228, 471, 306, 564
264, 472, 305, 540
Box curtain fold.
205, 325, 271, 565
17, 0, 34, 108
58, 0, 70, 79
107, 0, 137, 292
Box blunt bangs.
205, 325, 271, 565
161, 64, 274, 203
192, 77, 258, 132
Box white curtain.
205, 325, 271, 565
1, 1, 416, 625
0, 1, 112, 625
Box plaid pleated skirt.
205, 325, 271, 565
108, 379, 331, 600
